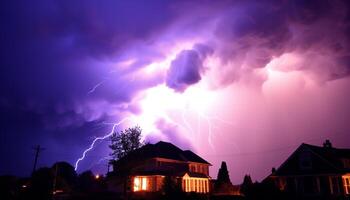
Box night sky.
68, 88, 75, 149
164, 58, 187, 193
1, 0, 350, 183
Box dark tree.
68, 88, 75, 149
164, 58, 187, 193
240, 174, 253, 197
51, 162, 78, 192
216, 161, 232, 185
109, 125, 143, 160
215, 161, 236, 195
109, 126, 143, 196
30, 167, 54, 200
77, 170, 95, 192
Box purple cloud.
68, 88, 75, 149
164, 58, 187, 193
166, 44, 213, 92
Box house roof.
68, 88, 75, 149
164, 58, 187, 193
182, 150, 210, 164
303, 143, 350, 161
113, 141, 211, 168
272, 142, 350, 176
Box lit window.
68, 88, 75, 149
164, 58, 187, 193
134, 177, 148, 191
142, 177, 147, 190
182, 177, 209, 193
343, 176, 350, 195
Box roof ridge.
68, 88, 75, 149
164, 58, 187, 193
303, 143, 350, 151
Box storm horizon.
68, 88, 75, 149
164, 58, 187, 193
1, 0, 350, 184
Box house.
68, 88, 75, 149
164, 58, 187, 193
107, 141, 211, 195
266, 140, 350, 199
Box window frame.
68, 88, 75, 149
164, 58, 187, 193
133, 176, 148, 192
343, 176, 350, 195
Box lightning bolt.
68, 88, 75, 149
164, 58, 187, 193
179, 105, 215, 151
87, 81, 104, 94
74, 117, 132, 171
199, 113, 215, 150
199, 112, 241, 153
180, 104, 237, 152
181, 107, 196, 138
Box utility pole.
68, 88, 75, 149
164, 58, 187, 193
32, 145, 45, 174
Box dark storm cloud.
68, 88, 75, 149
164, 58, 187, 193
0, 0, 182, 175
166, 44, 213, 92
0, 0, 179, 127
213, 0, 350, 85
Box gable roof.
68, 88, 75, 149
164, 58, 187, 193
273, 142, 350, 176
183, 150, 211, 164
113, 141, 211, 168
304, 143, 350, 161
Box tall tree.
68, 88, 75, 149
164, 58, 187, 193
217, 161, 232, 185
109, 125, 143, 160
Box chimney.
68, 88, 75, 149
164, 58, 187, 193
323, 139, 333, 148
271, 167, 276, 174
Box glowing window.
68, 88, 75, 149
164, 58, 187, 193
182, 177, 209, 193
134, 177, 148, 191
343, 176, 350, 195
142, 177, 147, 190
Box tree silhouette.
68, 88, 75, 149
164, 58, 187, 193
215, 161, 236, 194
109, 125, 143, 160
51, 162, 78, 192
240, 174, 253, 196
109, 126, 143, 196
216, 161, 232, 185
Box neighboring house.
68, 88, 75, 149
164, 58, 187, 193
267, 140, 350, 199
107, 141, 211, 195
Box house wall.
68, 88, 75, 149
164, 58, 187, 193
275, 175, 347, 197
188, 162, 209, 176
114, 157, 210, 178
131, 174, 211, 194
153, 158, 188, 171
